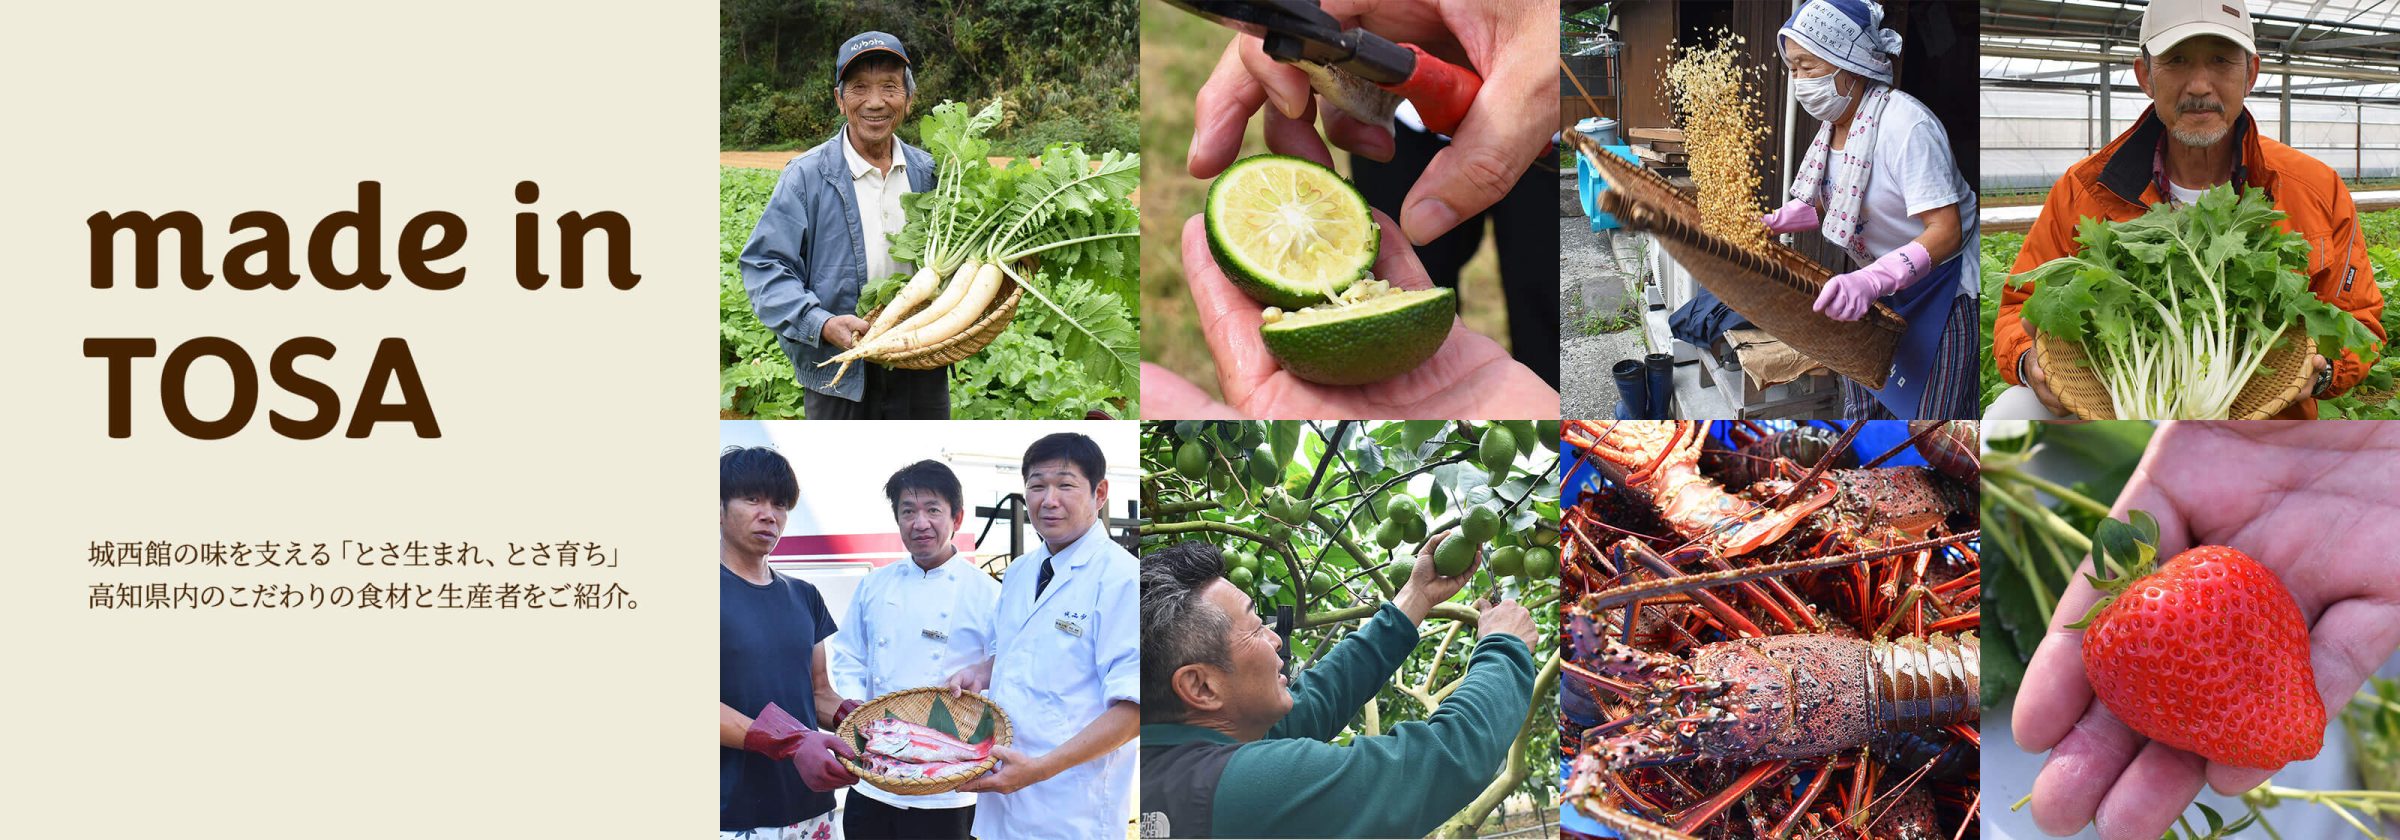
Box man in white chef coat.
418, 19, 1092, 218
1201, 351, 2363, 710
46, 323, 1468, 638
944, 432, 1140, 840
831, 459, 1001, 839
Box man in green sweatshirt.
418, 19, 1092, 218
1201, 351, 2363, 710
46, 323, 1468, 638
1137, 533, 1538, 839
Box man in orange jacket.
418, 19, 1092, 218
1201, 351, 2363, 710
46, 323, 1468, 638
1989, 0, 2385, 419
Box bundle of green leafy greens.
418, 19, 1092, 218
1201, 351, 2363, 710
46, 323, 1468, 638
2014, 184, 2380, 418
851, 98, 1140, 404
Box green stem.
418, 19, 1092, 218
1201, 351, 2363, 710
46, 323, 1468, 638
1986, 480, 2092, 558
2030, 517, 2080, 588
2252, 800, 2285, 840
998, 230, 1138, 264
1986, 466, 2113, 518
2247, 785, 2400, 840
1986, 503, 2054, 617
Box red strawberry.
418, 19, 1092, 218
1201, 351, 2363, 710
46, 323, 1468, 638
2079, 545, 2322, 770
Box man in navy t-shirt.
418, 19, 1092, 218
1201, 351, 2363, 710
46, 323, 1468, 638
717, 446, 863, 838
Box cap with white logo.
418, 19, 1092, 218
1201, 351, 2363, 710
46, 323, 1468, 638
836, 31, 912, 84
2142, 0, 2256, 56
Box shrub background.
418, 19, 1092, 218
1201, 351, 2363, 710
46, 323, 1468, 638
720, 0, 1137, 155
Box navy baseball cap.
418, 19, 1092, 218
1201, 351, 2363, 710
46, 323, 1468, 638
836, 31, 911, 84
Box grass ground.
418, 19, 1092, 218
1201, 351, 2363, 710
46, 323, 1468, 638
1140, 8, 1508, 401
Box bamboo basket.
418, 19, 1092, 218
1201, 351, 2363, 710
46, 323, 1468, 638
862, 273, 1023, 370
834, 686, 1014, 796
1569, 131, 1905, 389
2035, 327, 2315, 419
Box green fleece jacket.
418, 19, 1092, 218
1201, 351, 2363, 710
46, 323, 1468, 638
1143, 602, 1537, 838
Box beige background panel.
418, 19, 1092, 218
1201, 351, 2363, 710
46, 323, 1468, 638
1, 1, 715, 835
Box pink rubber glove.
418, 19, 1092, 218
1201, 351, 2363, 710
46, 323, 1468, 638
1761, 198, 1820, 234
1813, 242, 1933, 322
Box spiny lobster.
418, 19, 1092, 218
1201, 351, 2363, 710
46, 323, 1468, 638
1560, 421, 1980, 839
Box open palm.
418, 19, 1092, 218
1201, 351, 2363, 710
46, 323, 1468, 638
2016, 421, 2400, 839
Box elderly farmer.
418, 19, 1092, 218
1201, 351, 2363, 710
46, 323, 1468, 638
829, 459, 1001, 839
718, 446, 861, 839
939, 433, 1140, 840
1991, 0, 2386, 419
1135, 536, 1537, 838
739, 31, 949, 419
1759, 0, 1980, 420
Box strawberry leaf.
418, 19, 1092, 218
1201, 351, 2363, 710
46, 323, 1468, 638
2068, 513, 2166, 629
2065, 593, 2116, 631
2130, 509, 2159, 548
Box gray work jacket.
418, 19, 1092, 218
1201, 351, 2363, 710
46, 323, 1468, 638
737, 128, 938, 401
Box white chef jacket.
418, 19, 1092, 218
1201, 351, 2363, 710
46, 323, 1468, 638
829, 551, 1001, 811
841, 128, 915, 286
971, 520, 1141, 840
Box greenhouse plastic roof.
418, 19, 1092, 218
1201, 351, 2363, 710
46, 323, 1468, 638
1983, 0, 2400, 103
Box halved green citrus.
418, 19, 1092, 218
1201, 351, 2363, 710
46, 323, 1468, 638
1206, 154, 1378, 309
1261, 286, 1455, 386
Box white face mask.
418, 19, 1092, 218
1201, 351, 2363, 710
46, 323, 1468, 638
1792, 70, 1852, 122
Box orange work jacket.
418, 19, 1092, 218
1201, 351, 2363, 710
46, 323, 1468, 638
1992, 107, 2386, 418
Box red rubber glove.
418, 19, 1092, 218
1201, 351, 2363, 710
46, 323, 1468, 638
792, 730, 862, 791
832, 698, 863, 727
741, 702, 808, 759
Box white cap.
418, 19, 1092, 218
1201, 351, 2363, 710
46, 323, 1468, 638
2142, 0, 2257, 56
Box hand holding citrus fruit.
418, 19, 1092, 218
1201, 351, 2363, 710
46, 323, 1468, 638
1158, 112, 1555, 419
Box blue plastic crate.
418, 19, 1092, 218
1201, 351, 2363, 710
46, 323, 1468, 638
1577, 144, 1641, 232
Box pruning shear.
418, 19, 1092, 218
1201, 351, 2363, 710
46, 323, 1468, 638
1164, 0, 1483, 135
1274, 604, 1296, 681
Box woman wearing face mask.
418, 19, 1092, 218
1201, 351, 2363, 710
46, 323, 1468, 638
1760, 0, 1979, 421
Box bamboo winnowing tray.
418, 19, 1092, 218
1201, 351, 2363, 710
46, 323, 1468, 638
1570, 131, 1905, 389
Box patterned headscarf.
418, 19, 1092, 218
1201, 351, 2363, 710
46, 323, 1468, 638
1779, 0, 1904, 84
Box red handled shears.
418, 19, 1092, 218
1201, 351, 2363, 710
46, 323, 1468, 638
1164, 0, 1484, 135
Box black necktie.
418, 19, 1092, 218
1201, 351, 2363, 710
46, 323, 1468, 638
1036, 555, 1056, 598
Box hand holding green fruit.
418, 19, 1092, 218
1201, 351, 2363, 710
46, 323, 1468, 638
1432, 534, 1478, 577
1157, 194, 1559, 419
1395, 530, 1478, 619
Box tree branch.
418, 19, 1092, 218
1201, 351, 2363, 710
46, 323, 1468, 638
1297, 601, 1478, 629
1433, 648, 1563, 838
1300, 420, 1348, 500
1151, 499, 1220, 516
